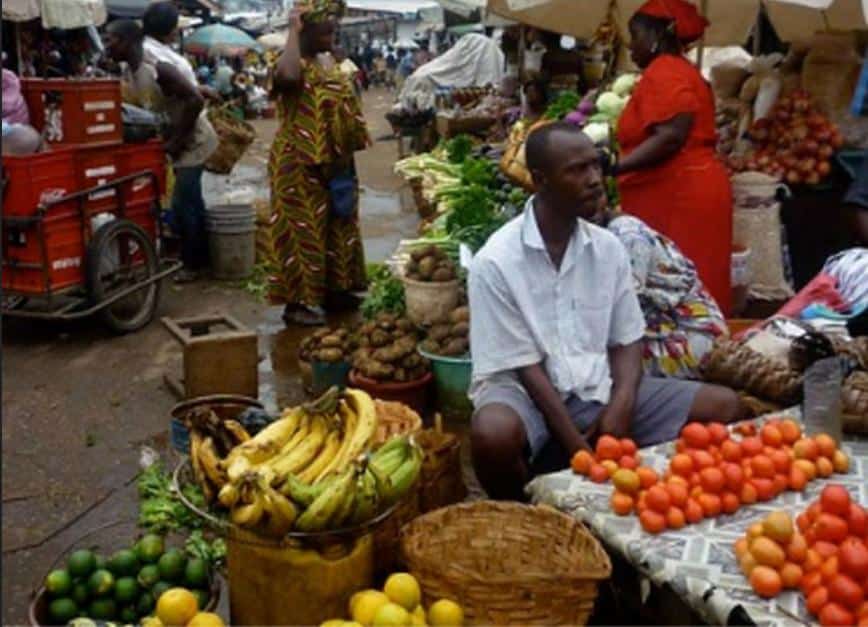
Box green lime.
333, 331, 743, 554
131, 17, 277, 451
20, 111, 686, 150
157, 549, 186, 582
88, 597, 117, 620
136, 591, 155, 617
135, 535, 164, 565
87, 569, 115, 598
183, 558, 209, 588
68, 619, 98, 627
108, 549, 140, 577
151, 581, 172, 603
93, 554, 108, 571
137, 565, 160, 590
48, 597, 78, 623
191, 588, 210, 611
71, 581, 90, 606
68, 550, 97, 578
113, 577, 139, 604
118, 604, 138, 624
45, 569, 73, 597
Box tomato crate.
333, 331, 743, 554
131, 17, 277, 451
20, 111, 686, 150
115, 140, 167, 205
1, 149, 79, 217
76, 145, 123, 214
22, 78, 123, 148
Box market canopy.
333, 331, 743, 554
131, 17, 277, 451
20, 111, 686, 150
184, 23, 263, 56
3, 0, 106, 28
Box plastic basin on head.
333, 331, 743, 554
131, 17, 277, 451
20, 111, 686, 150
418, 347, 472, 419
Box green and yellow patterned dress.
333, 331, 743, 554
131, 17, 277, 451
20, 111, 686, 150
264, 58, 369, 307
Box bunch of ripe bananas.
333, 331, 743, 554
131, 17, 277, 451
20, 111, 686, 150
188, 387, 422, 537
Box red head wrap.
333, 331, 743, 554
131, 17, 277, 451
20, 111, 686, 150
636, 0, 709, 44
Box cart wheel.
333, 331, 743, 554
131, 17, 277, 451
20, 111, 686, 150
86, 219, 160, 333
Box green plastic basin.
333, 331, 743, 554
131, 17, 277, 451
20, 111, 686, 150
418, 347, 473, 419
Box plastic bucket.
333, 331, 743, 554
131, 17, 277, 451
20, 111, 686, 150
206, 204, 256, 280
311, 360, 352, 394
401, 277, 460, 326
418, 347, 472, 419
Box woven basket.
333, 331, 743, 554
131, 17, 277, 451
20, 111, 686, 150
415, 414, 466, 513
373, 399, 423, 447
842, 371, 868, 434
409, 177, 434, 219
374, 488, 420, 576
204, 106, 256, 175
401, 501, 611, 625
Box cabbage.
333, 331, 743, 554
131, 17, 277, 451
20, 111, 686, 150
582, 122, 610, 144
596, 92, 627, 118
612, 73, 638, 97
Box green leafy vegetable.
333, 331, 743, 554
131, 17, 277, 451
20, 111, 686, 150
360, 264, 406, 319
185, 529, 227, 568
544, 91, 581, 120
445, 134, 474, 164
137, 461, 203, 534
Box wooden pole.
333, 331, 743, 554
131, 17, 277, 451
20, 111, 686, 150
696, 0, 708, 70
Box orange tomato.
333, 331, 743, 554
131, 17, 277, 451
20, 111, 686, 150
816, 456, 834, 478
772, 473, 789, 496
828, 574, 864, 610
794, 459, 818, 481
747, 522, 765, 540
741, 436, 764, 457
646, 485, 671, 514
740, 482, 758, 505
749, 565, 783, 599
751, 478, 775, 502
804, 548, 823, 573
699, 467, 726, 494
636, 466, 659, 490
684, 498, 704, 524
600, 459, 619, 476
750, 536, 786, 569
681, 422, 711, 449
610, 491, 635, 516
707, 422, 729, 446
770, 449, 791, 474
838, 537, 868, 581
815, 513, 850, 544
751, 455, 775, 479
761, 424, 784, 448
740, 551, 758, 577
690, 449, 715, 470
667, 474, 689, 488
793, 438, 820, 461
763, 510, 794, 543
788, 466, 809, 491
802, 570, 824, 596
596, 435, 623, 461
778, 419, 802, 445
806, 586, 829, 615
665, 482, 689, 508
639, 509, 666, 534
821, 485, 852, 517
698, 493, 722, 518
848, 504, 867, 537
780, 562, 804, 589
666, 507, 686, 530
821, 556, 840, 584
735, 421, 757, 437
814, 433, 838, 459
619, 438, 638, 456
721, 439, 742, 462
618, 455, 639, 470
670, 453, 694, 477
786, 533, 808, 564
734, 537, 750, 559
721, 492, 740, 514
818, 603, 854, 627
570, 450, 595, 475
722, 463, 744, 492
832, 450, 850, 474
589, 464, 610, 483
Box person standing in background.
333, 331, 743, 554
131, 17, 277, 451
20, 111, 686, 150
2, 64, 30, 125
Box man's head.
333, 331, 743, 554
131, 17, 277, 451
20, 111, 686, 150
104, 19, 144, 64
525, 122, 605, 220
142, 2, 180, 43
333, 45, 347, 61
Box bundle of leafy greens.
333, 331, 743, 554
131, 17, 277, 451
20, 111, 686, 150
360, 264, 406, 319
544, 91, 581, 120
445, 134, 474, 164
185, 529, 227, 568
137, 461, 204, 534
441, 184, 508, 252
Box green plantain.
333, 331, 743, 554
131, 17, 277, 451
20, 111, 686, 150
294, 468, 355, 532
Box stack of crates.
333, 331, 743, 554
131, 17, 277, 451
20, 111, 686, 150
3, 78, 166, 295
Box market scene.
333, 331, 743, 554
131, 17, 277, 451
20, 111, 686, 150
3, 0, 868, 624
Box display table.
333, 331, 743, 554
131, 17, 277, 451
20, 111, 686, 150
526, 409, 868, 626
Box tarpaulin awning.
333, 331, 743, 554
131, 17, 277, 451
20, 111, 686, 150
184, 23, 262, 56
3, 0, 106, 28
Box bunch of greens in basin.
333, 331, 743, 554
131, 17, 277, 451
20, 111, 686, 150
360, 264, 406, 319
137, 461, 204, 534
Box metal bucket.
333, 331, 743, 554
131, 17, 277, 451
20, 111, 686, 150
206, 204, 256, 280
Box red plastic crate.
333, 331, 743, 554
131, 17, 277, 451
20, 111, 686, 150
115, 140, 167, 206
22, 78, 123, 148
2, 149, 79, 217
76, 145, 122, 214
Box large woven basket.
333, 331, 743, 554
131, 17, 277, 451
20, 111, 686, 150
204, 106, 256, 175
374, 489, 420, 576
415, 414, 466, 513
373, 399, 423, 447
401, 501, 612, 625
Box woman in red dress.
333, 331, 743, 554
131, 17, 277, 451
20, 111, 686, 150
615, 0, 732, 315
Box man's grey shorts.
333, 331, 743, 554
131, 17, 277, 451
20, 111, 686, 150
473, 376, 702, 460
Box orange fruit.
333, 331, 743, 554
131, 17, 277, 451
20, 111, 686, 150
571, 450, 595, 475
747, 522, 765, 540
589, 464, 610, 483
721, 440, 742, 462
815, 541, 840, 560
815, 514, 850, 544
821, 556, 840, 583
794, 459, 818, 481
821, 485, 852, 516
684, 498, 703, 524
819, 603, 855, 627
815, 433, 837, 459
722, 463, 744, 492
667, 474, 689, 488
618, 455, 639, 470
735, 422, 757, 437
778, 419, 802, 445
681, 423, 711, 449
721, 492, 740, 514
807, 586, 829, 615
690, 450, 715, 470
600, 459, 620, 476
612, 469, 641, 495
699, 467, 725, 494
847, 504, 867, 536
708, 422, 729, 445
636, 467, 658, 490
828, 574, 864, 610
610, 491, 635, 516
770, 449, 791, 474
636, 490, 648, 512
741, 436, 764, 457
763, 511, 794, 543
804, 549, 824, 574
740, 483, 758, 505
646, 485, 671, 514
802, 570, 824, 596
749, 565, 783, 599
670, 453, 694, 477
674, 438, 687, 453
666, 507, 686, 529
619, 438, 638, 456
780, 562, 803, 589
698, 493, 722, 518
734, 537, 750, 559
816, 456, 834, 478
751, 478, 775, 502
665, 482, 689, 508
839, 537, 868, 580
639, 509, 666, 534
751, 455, 775, 479
794, 438, 820, 461
786, 533, 808, 563
772, 474, 789, 496
761, 424, 784, 448
688, 472, 701, 487
789, 466, 809, 491
740, 551, 758, 576
751, 536, 787, 568
832, 450, 850, 474
596, 435, 623, 461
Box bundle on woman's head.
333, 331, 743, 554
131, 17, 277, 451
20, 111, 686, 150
636, 0, 709, 44
296, 0, 346, 23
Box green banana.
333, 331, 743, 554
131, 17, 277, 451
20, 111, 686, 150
350, 469, 380, 525
375, 435, 411, 458
369, 438, 410, 477
281, 473, 335, 507
329, 482, 357, 529
375, 444, 423, 506
294, 468, 355, 532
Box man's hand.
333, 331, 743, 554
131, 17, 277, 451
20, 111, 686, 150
288, 7, 303, 33
602, 341, 643, 438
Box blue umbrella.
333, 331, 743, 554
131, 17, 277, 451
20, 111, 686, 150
184, 24, 262, 57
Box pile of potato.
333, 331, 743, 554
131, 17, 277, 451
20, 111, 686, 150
353, 312, 430, 383
299, 326, 355, 363
420, 306, 470, 357
405, 245, 457, 283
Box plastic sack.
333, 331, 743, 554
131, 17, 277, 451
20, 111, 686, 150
802, 357, 843, 442
773, 272, 847, 319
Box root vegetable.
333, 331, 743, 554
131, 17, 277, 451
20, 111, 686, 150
316, 348, 344, 363
432, 267, 455, 282
321, 335, 343, 348
430, 325, 452, 342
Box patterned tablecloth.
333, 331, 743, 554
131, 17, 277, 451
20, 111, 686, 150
525, 409, 868, 627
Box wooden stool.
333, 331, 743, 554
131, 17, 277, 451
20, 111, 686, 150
162, 314, 258, 400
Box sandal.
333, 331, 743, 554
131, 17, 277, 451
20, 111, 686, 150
282, 304, 327, 327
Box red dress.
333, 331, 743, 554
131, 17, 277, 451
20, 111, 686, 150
617, 54, 733, 316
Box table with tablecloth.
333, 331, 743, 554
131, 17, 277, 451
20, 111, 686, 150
525, 409, 868, 627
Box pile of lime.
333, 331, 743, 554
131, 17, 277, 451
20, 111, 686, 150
44, 534, 212, 624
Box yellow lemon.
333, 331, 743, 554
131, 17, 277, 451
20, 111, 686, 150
187, 612, 226, 627
349, 589, 381, 615
428, 599, 464, 627
141, 618, 164, 627
411, 605, 427, 626
351, 590, 390, 625
320, 621, 346, 627
383, 573, 421, 611
372, 602, 410, 626
344, 623, 363, 627
155, 588, 199, 627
